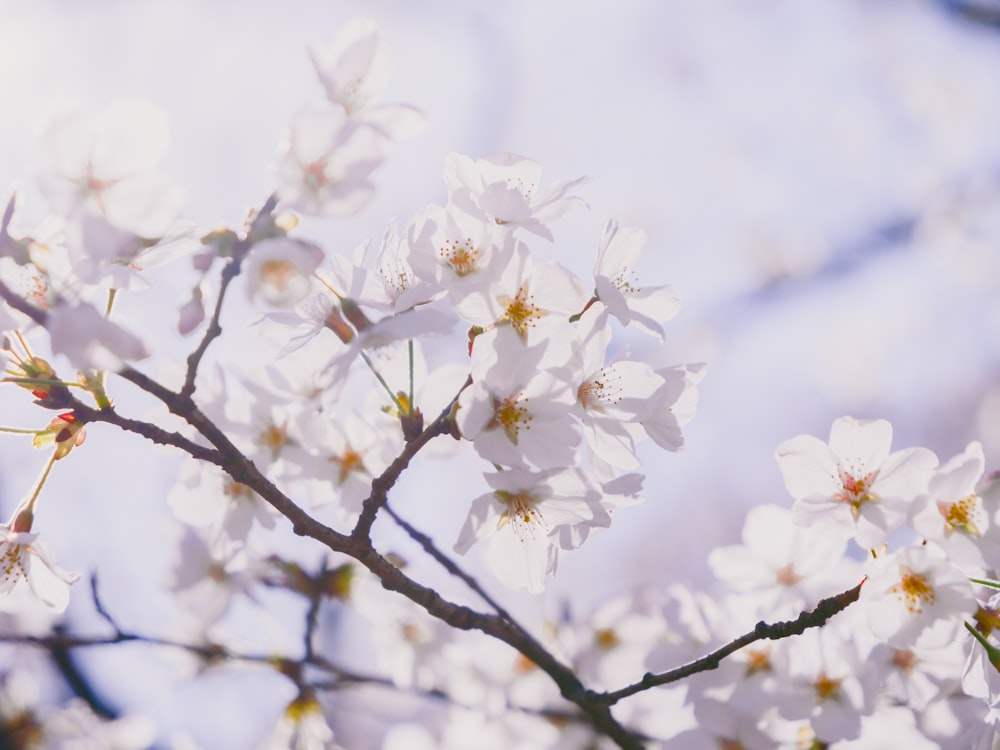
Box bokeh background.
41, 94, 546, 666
2, 0, 1000, 746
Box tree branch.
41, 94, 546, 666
594, 581, 864, 705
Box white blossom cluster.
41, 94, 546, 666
0, 15, 999, 750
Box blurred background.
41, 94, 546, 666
2, 0, 1000, 746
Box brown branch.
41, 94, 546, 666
0, 278, 641, 746
595, 581, 865, 705
351, 376, 469, 541
382, 502, 517, 624
179, 194, 278, 400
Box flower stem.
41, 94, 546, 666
360, 351, 405, 414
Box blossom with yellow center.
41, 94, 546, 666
863, 545, 974, 648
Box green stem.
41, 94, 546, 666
3, 376, 84, 389
407, 339, 415, 417
970, 577, 1000, 590
0, 426, 44, 435
360, 351, 405, 414
21, 449, 58, 516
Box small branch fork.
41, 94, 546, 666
0, 200, 866, 749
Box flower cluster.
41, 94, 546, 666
0, 14, 998, 750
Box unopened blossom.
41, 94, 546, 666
593, 218, 681, 340
454, 467, 607, 593
276, 101, 386, 218
911, 441, 992, 572
245, 237, 325, 307
36, 99, 183, 237
775, 416, 938, 549
308, 17, 425, 140
0, 506, 78, 612
47, 299, 149, 371
444, 152, 588, 241
861, 544, 975, 648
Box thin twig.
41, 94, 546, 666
595, 581, 865, 705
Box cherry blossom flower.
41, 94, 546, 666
47, 299, 150, 371
62, 210, 198, 292
308, 17, 425, 140
36, 99, 184, 237
167, 459, 277, 550
775, 416, 938, 549
321, 219, 437, 315
593, 218, 681, 340
911, 441, 992, 572
244, 236, 325, 307
708, 504, 855, 613
453, 241, 589, 344
454, 467, 607, 593
444, 152, 588, 241
570, 309, 667, 471
638, 362, 706, 452
276, 102, 386, 218
0, 506, 78, 613
406, 202, 516, 304
259, 691, 340, 750
861, 545, 975, 649
457, 327, 580, 470
772, 624, 879, 742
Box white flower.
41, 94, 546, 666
454, 467, 607, 593
708, 504, 854, 613
47, 300, 150, 371
457, 327, 580, 470
593, 218, 681, 340
276, 102, 386, 218
453, 241, 589, 343
775, 416, 938, 549
36, 99, 183, 236
245, 237, 324, 307
861, 545, 975, 649
0, 508, 78, 613
258, 693, 339, 750
911, 441, 992, 572
308, 18, 425, 140
444, 152, 588, 241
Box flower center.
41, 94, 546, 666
940, 494, 982, 537
744, 647, 772, 676
891, 649, 918, 674
834, 467, 879, 520
890, 567, 935, 614
500, 285, 543, 339
577, 367, 622, 412
303, 160, 331, 191
814, 671, 842, 702
260, 260, 299, 293
332, 446, 366, 485
495, 491, 545, 540
0, 541, 27, 587
439, 236, 481, 277
486, 393, 531, 444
